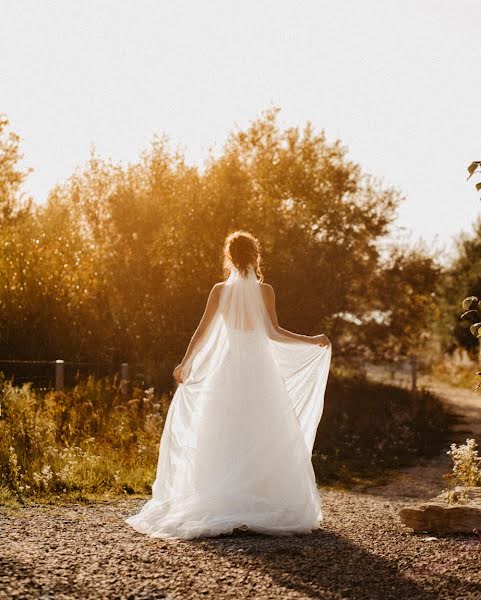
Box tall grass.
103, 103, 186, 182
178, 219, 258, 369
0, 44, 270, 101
0, 372, 452, 504
0, 373, 170, 503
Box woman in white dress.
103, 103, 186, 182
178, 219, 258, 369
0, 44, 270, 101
126, 231, 332, 540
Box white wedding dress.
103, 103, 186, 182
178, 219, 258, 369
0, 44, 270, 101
126, 267, 331, 539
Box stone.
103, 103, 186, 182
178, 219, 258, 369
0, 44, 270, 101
399, 487, 481, 534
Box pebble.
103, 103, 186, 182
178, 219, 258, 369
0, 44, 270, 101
1, 491, 480, 599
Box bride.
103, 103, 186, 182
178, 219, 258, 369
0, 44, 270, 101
126, 231, 332, 539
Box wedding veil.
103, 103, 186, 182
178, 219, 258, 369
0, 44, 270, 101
151, 266, 332, 499
126, 265, 332, 538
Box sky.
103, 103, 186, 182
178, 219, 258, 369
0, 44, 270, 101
1, 0, 480, 258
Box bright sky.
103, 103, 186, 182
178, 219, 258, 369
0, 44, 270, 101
1, 1, 480, 257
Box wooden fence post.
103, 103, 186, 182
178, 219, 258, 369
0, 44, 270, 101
121, 362, 130, 397
55, 359, 64, 391
410, 354, 417, 392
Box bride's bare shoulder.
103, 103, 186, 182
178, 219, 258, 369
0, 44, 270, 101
205, 283, 224, 308
210, 282, 225, 297
212, 282, 224, 292
260, 282, 275, 299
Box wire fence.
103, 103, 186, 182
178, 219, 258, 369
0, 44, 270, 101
365, 356, 420, 391
0, 359, 163, 392
0, 355, 421, 395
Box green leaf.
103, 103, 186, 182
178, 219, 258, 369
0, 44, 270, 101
467, 161, 481, 179
462, 296, 479, 311
470, 322, 481, 336
461, 309, 479, 320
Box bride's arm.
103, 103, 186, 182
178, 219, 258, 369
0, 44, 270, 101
261, 283, 330, 347
173, 283, 223, 383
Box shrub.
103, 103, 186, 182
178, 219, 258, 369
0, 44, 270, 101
0, 373, 170, 502
313, 375, 452, 484
443, 438, 481, 503
0, 372, 452, 502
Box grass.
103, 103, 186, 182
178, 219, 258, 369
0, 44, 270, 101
0, 370, 453, 505
0, 373, 170, 506
313, 374, 453, 486
429, 357, 479, 390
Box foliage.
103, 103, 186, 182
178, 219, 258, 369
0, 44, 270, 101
467, 161, 481, 197
437, 218, 481, 358
443, 438, 481, 504
429, 357, 479, 391
351, 242, 440, 363
0, 373, 170, 502
459, 293, 481, 371
0, 109, 438, 372
458, 294, 481, 387
0, 114, 31, 221
0, 372, 451, 503
313, 374, 451, 485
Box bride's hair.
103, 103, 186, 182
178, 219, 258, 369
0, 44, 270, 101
223, 230, 264, 281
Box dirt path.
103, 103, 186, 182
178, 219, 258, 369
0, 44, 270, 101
362, 374, 481, 501
1, 379, 481, 600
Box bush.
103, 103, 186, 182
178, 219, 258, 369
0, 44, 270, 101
443, 438, 481, 503
313, 375, 452, 484
0, 373, 170, 502
0, 372, 452, 503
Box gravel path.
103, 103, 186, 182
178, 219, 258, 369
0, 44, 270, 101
1, 379, 481, 600
1, 493, 480, 600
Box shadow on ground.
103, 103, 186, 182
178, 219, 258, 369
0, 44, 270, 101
200, 529, 440, 600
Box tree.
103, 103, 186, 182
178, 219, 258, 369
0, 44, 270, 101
0, 109, 439, 384
0, 115, 31, 221
195, 109, 425, 358
356, 243, 440, 363
438, 218, 481, 357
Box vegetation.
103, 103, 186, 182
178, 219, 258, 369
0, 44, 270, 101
314, 375, 451, 485
443, 438, 481, 504
0, 373, 169, 504
467, 161, 481, 198
0, 109, 438, 379
429, 358, 479, 390
0, 115, 31, 222
437, 218, 481, 359
0, 110, 453, 503
437, 252, 481, 388
0, 372, 451, 503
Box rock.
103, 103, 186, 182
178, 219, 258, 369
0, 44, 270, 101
400, 487, 481, 534
400, 504, 481, 534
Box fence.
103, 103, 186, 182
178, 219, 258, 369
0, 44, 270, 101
1, 355, 420, 394
365, 355, 419, 392
0, 359, 141, 395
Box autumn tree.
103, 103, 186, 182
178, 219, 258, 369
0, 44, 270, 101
0, 109, 439, 385
0, 115, 31, 221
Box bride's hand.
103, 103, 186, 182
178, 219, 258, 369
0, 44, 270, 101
313, 334, 331, 347
173, 363, 185, 384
